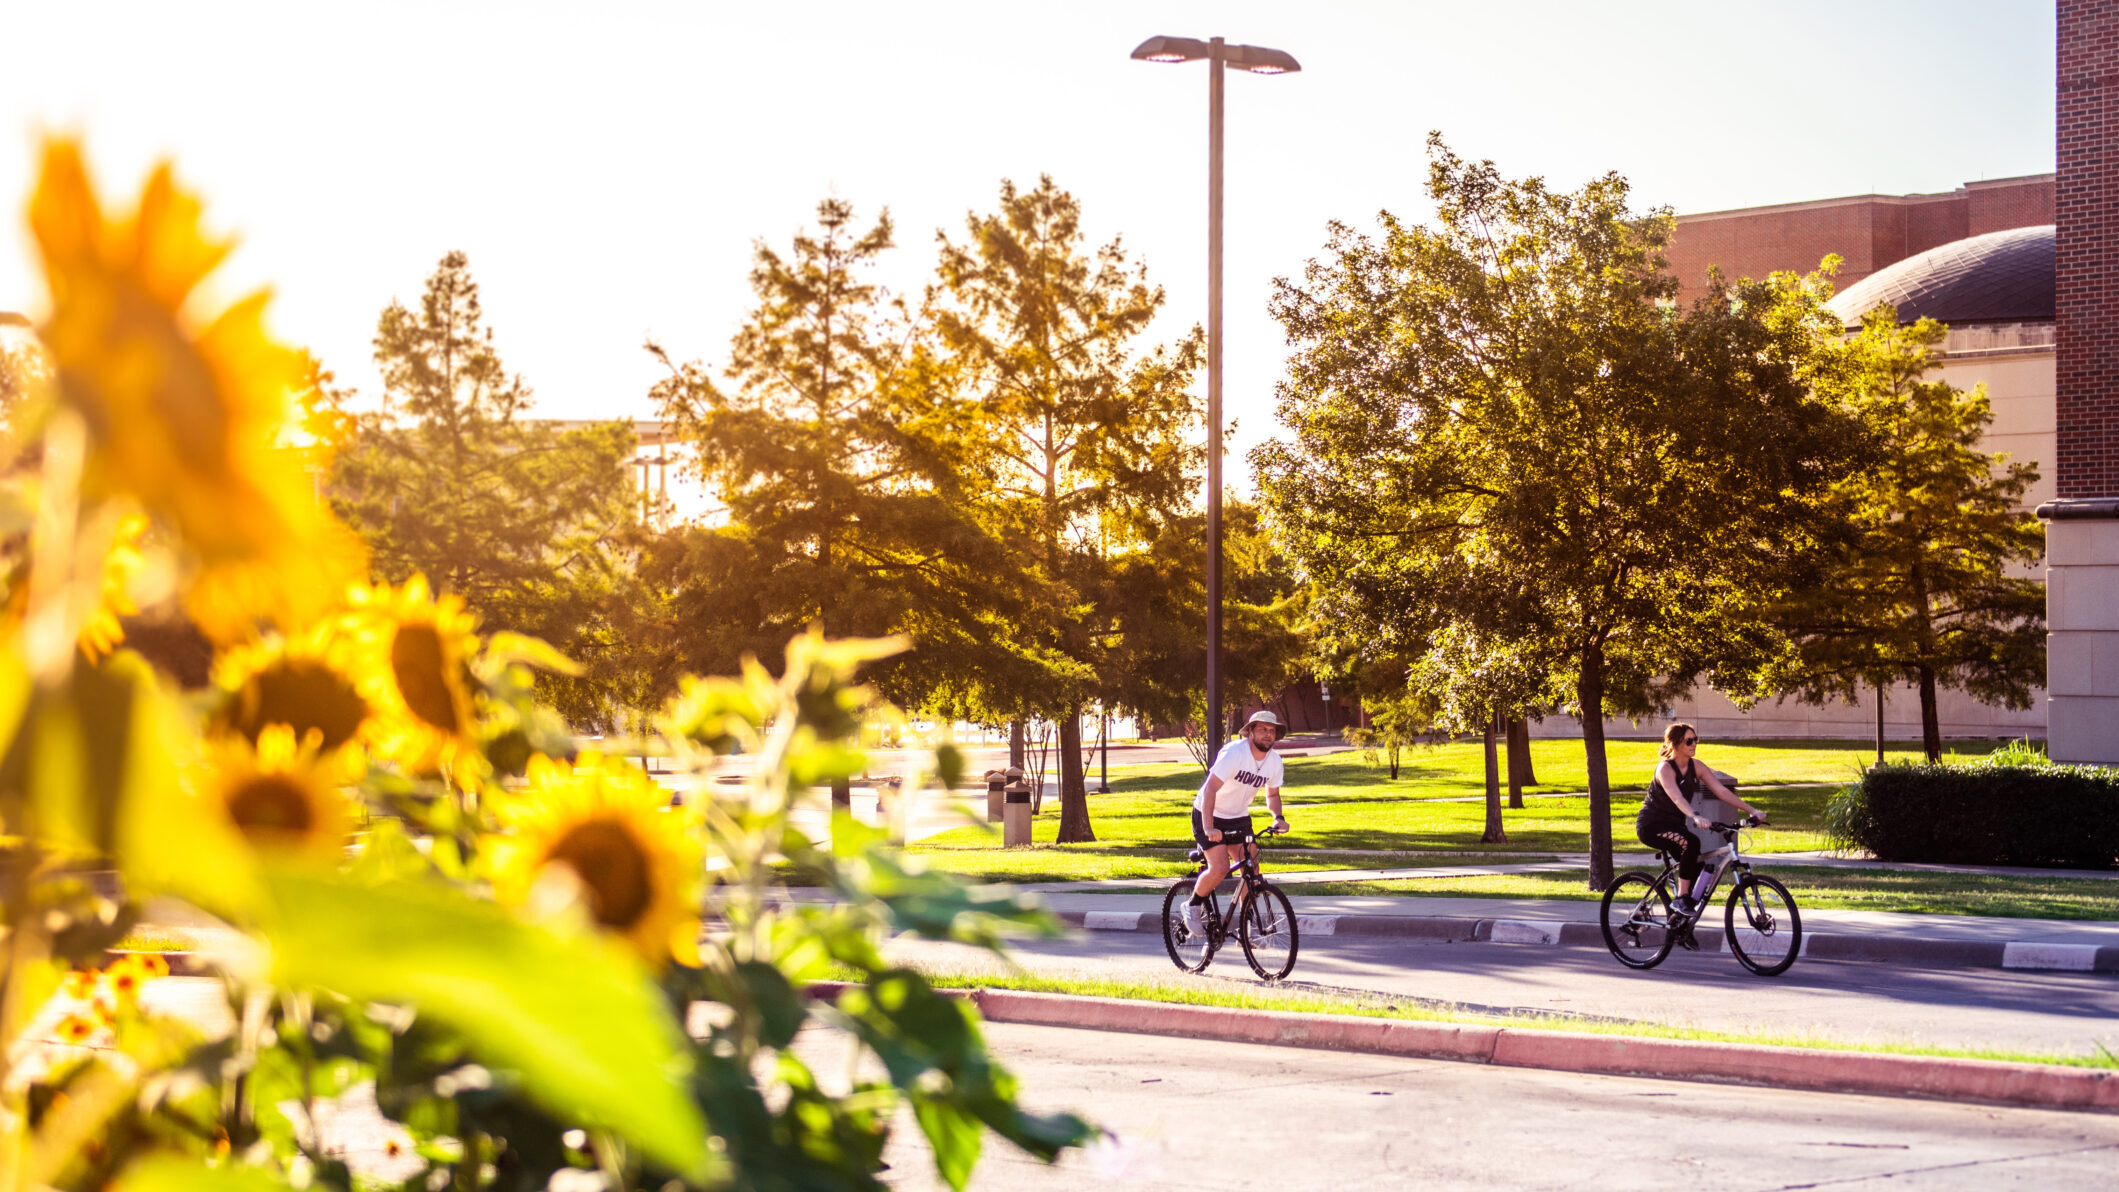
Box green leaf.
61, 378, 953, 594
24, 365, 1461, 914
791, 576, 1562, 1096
260, 868, 716, 1180
932, 744, 965, 792
913, 1098, 982, 1192
483, 631, 584, 677
114, 1155, 298, 1192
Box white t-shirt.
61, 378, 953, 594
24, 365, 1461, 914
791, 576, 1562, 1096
1193, 739, 1285, 818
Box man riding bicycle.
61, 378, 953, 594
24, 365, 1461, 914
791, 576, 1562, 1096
1184, 710, 1290, 937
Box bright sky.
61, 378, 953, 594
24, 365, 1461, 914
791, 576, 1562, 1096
0, 0, 2056, 481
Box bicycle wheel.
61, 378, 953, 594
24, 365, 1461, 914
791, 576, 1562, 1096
1160, 879, 1213, 973
1726, 874, 1801, 976
1599, 872, 1676, 970
1238, 883, 1299, 981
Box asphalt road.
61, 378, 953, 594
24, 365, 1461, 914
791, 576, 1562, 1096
881, 931, 2119, 1059
827, 1021, 2119, 1191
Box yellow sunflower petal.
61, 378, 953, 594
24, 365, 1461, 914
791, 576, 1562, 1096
27, 139, 364, 642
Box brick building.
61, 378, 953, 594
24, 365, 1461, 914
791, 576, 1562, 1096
2041, 0, 2119, 763
1664, 174, 2054, 303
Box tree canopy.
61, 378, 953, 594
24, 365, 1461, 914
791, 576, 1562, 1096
1767, 308, 2045, 760
931, 176, 1206, 842
1256, 136, 1862, 887
330, 251, 640, 725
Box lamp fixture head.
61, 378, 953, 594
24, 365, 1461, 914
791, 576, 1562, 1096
1130, 35, 1210, 63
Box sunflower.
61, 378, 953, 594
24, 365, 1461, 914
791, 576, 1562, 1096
484, 753, 700, 969
205, 725, 355, 859
78, 513, 147, 661
210, 624, 375, 759
26, 139, 363, 641
342, 576, 483, 781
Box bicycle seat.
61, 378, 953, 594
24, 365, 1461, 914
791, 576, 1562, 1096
1186, 847, 1206, 863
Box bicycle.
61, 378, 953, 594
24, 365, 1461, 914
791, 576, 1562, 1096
1599, 815, 1802, 976
1159, 824, 1299, 981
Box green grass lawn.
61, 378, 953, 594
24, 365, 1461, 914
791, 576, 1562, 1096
1264, 868, 2119, 921
912, 773, 1841, 876
896, 845, 1550, 886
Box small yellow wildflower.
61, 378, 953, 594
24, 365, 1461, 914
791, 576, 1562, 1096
103, 952, 161, 1002
484, 753, 701, 969
55, 1014, 98, 1045
59, 968, 97, 999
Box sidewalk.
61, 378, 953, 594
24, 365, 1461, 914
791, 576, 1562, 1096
1027, 887, 2119, 973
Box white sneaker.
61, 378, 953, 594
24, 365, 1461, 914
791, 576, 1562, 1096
1181, 902, 1206, 937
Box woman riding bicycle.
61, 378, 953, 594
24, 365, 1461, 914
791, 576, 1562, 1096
1638, 723, 1765, 918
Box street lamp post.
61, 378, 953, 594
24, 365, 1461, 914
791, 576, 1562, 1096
1130, 35, 1300, 748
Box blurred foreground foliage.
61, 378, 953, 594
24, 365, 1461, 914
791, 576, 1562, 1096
0, 140, 1088, 1192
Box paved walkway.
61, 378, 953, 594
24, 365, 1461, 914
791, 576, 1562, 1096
1018, 890, 2119, 948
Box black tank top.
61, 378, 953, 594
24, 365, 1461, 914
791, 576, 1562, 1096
1640, 758, 1701, 820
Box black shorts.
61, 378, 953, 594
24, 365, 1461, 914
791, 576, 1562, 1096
1191, 809, 1254, 852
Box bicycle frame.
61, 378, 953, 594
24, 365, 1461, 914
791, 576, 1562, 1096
1192, 830, 1276, 942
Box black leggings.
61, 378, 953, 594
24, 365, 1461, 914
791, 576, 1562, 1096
1637, 815, 1702, 882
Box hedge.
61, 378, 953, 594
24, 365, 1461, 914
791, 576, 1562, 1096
1825, 761, 2119, 868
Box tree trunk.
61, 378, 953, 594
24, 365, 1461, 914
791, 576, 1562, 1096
1917, 665, 1942, 762
1579, 641, 1615, 891
1506, 716, 1534, 808
1009, 718, 1025, 769
1388, 745, 1400, 780
1481, 713, 1507, 844
1874, 681, 1885, 768
1055, 706, 1096, 842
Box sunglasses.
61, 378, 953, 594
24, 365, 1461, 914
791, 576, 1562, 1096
1680, 737, 1699, 746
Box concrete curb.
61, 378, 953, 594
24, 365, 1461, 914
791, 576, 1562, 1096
809, 983, 2119, 1115
1052, 910, 2119, 973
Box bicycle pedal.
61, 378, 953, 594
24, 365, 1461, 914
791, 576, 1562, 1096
1676, 930, 1700, 951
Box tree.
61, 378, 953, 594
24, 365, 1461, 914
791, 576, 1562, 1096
933, 176, 1203, 843
1768, 309, 2045, 761
648, 198, 1006, 807
1255, 136, 1860, 888
330, 252, 641, 726
1095, 499, 1308, 770
1408, 623, 1562, 844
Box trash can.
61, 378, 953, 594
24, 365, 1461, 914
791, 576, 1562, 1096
1003, 776, 1033, 846
1690, 771, 1744, 850
984, 769, 1008, 823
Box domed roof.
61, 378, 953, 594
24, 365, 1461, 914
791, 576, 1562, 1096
1827, 224, 2054, 327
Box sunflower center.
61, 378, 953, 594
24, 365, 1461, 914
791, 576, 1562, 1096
239, 660, 369, 751
390, 624, 462, 731
547, 819, 652, 931
226, 774, 317, 840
